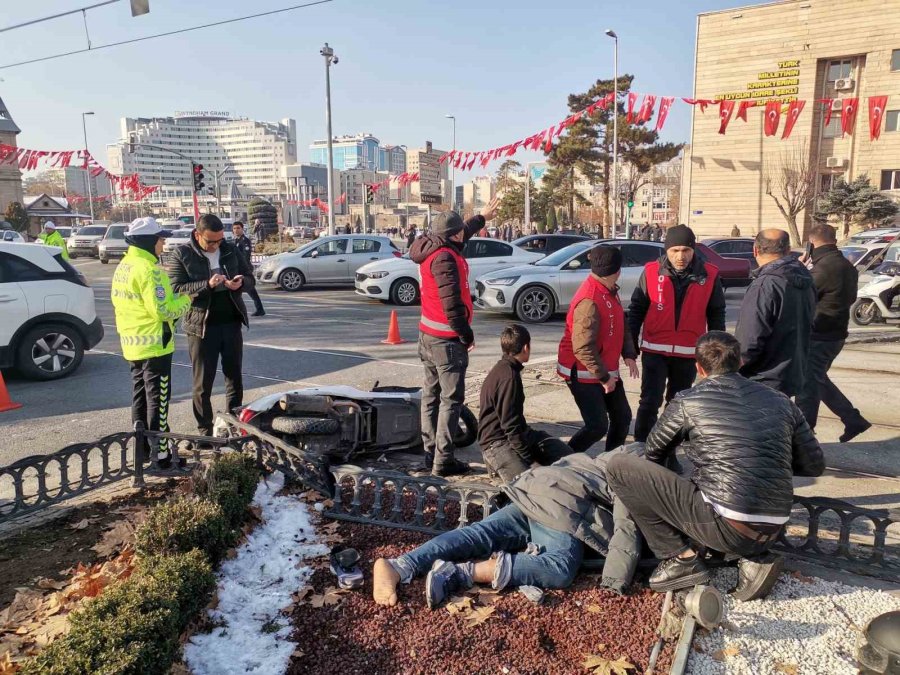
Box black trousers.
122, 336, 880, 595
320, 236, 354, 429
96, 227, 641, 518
796, 338, 866, 430
130, 353, 173, 458
243, 286, 264, 314
482, 430, 574, 482
188, 322, 244, 435
606, 453, 775, 560
566, 377, 632, 453
634, 352, 697, 442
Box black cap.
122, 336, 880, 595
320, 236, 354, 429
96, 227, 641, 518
590, 245, 623, 277
432, 211, 465, 239
664, 224, 696, 250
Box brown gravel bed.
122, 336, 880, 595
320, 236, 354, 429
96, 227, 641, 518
288, 521, 673, 675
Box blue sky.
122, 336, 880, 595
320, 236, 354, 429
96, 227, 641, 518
1, 0, 766, 173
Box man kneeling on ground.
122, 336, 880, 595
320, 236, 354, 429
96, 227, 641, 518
478, 323, 573, 481
373, 445, 643, 608
606, 331, 824, 601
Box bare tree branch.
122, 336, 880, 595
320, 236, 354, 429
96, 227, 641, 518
763, 141, 816, 245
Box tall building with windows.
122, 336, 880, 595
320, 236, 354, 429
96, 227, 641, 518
309, 134, 407, 174
406, 142, 450, 205
107, 112, 297, 200
679, 0, 900, 238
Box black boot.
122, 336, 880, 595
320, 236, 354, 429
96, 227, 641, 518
732, 551, 784, 601
649, 553, 710, 592
839, 419, 872, 443
433, 459, 471, 478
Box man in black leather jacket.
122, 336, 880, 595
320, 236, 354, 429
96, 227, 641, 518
606, 331, 824, 600
166, 215, 254, 437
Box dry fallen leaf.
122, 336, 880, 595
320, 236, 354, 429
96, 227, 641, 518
585, 604, 602, 614
464, 605, 495, 628
68, 519, 90, 530
91, 520, 136, 558
445, 595, 474, 615
0, 651, 17, 675
308, 587, 346, 608
582, 652, 635, 674
34, 578, 66, 591
711, 645, 740, 662
774, 662, 799, 675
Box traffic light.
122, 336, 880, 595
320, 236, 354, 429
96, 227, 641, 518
193, 164, 205, 193
365, 184, 375, 204
626, 192, 635, 210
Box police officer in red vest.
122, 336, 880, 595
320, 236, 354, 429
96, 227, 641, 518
557, 246, 639, 452
628, 224, 727, 442
410, 197, 501, 477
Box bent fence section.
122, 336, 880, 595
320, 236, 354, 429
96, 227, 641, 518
2, 416, 898, 583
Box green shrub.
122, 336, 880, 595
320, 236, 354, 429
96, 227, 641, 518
200, 452, 260, 528
21, 551, 214, 675
135, 497, 229, 561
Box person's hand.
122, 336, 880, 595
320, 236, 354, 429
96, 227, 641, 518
208, 273, 226, 289
224, 275, 244, 291
481, 196, 501, 222
466, 342, 476, 353
602, 374, 619, 394
625, 358, 639, 379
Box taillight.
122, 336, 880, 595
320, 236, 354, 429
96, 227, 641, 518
393, 251, 402, 258
237, 408, 257, 436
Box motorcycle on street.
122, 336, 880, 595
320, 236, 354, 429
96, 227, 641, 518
851, 263, 900, 327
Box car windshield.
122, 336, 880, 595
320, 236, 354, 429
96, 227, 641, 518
56, 227, 72, 237
840, 247, 866, 264
106, 226, 127, 239
172, 230, 192, 239
884, 242, 900, 264
534, 242, 593, 266
79, 226, 107, 236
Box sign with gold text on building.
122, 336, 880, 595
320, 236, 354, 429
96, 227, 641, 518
714, 60, 800, 102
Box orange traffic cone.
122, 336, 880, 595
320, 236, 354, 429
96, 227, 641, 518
0, 371, 22, 412
381, 310, 407, 345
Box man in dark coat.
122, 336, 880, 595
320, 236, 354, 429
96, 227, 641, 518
796, 224, 871, 441
606, 331, 824, 600
232, 221, 265, 317
735, 229, 816, 397
372, 444, 644, 609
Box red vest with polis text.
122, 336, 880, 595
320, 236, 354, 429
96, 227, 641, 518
640, 260, 719, 358
557, 275, 624, 384
418, 246, 473, 339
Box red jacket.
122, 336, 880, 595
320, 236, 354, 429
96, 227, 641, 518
418, 245, 473, 339
557, 276, 624, 384
640, 260, 719, 358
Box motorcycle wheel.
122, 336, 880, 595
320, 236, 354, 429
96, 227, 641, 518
271, 416, 340, 435
454, 406, 478, 448
850, 298, 881, 326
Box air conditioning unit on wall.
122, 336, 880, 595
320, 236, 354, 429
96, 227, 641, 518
831, 99, 843, 111
826, 157, 848, 169
834, 77, 855, 91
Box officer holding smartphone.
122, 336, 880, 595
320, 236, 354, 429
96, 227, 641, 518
166, 214, 254, 438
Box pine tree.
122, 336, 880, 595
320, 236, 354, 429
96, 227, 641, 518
4, 201, 29, 233
545, 206, 557, 233
816, 176, 899, 238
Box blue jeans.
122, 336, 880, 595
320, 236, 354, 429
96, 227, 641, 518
396, 504, 583, 590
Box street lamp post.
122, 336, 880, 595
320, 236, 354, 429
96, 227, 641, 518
524, 161, 542, 234
81, 112, 95, 222
321, 43, 338, 236
446, 114, 456, 211
605, 29, 618, 238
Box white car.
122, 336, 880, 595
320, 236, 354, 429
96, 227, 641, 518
255, 235, 400, 291
162, 228, 195, 255
68, 224, 108, 258
355, 238, 544, 306
1, 230, 26, 243
0, 242, 103, 380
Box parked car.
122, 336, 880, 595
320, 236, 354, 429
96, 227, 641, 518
0, 242, 103, 380
1, 230, 26, 243
475, 240, 749, 323
355, 238, 544, 306
162, 228, 194, 256
845, 228, 900, 245
702, 237, 757, 269
67, 225, 108, 259
512, 233, 592, 256
255, 235, 400, 291
840, 242, 888, 269
98, 223, 130, 264
55, 226, 73, 241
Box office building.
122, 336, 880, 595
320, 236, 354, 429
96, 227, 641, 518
47, 167, 113, 200
680, 0, 900, 237
406, 142, 450, 205
631, 156, 682, 228
460, 175, 495, 212
107, 112, 297, 199
309, 133, 407, 174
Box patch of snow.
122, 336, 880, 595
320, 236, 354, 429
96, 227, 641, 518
184, 472, 329, 675
688, 568, 900, 674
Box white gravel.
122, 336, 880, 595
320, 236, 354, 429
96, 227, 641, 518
688, 568, 900, 674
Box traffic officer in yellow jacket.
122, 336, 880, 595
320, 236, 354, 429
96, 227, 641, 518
111, 217, 190, 464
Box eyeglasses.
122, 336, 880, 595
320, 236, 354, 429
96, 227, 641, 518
200, 233, 225, 246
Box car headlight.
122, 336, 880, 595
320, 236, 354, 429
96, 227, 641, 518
260, 261, 274, 271
485, 276, 520, 286
367, 271, 390, 279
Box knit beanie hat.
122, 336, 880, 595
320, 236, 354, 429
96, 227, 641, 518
432, 211, 465, 239
590, 245, 623, 277
664, 224, 696, 250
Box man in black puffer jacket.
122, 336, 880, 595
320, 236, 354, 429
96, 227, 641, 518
606, 331, 823, 600
166, 215, 253, 437
735, 229, 816, 397
372, 444, 644, 609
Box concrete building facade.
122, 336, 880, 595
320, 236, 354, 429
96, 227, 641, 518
0, 96, 23, 218
405, 142, 450, 205
47, 167, 113, 200
309, 134, 407, 174
680, 0, 900, 239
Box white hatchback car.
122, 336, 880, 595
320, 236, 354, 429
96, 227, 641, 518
0, 242, 103, 380
355, 238, 544, 306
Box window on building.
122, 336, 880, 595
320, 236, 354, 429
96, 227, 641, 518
820, 173, 839, 193
892, 49, 900, 72
885, 110, 900, 133
823, 112, 842, 138
827, 59, 852, 82
880, 170, 900, 191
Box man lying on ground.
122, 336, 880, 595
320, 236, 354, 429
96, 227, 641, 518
477, 323, 573, 482
373, 445, 643, 609
606, 330, 824, 601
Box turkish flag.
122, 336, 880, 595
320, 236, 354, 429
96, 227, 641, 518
626, 92, 638, 122
544, 125, 556, 152
841, 98, 859, 136
655, 97, 675, 131
868, 95, 888, 140
764, 100, 782, 136
682, 98, 713, 112
821, 99, 835, 127
737, 101, 757, 122
637, 95, 657, 124
718, 100, 736, 134
781, 100, 806, 139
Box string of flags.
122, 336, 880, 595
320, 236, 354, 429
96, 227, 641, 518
439, 92, 892, 171
0, 143, 158, 201
285, 193, 347, 212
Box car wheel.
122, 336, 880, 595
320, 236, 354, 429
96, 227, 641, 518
390, 278, 420, 306
278, 268, 305, 292
16, 323, 84, 381
454, 406, 478, 448
271, 416, 340, 435
851, 298, 882, 326
100, 258, 109, 265
69, 253, 78, 259
515, 286, 555, 323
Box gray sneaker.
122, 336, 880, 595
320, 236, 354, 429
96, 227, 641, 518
425, 560, 473, 610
